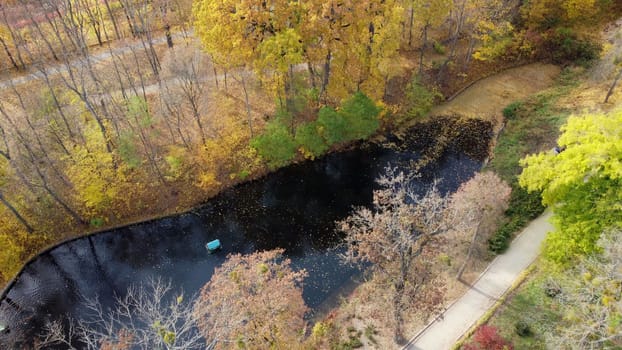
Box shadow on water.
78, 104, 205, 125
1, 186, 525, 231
0, 121, 488, 348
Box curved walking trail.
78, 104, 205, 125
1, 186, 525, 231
403, 62, 561, 350
404, 211, 553, 350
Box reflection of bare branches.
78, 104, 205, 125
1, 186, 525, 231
39, 320, 79, 350
37, 278, 207, 350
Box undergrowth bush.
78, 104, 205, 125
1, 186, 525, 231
400, 77, 439, 122
502, 102, 523, 120
546, 28, 601, 66
250, 120, 297, 169
295, 121, 329, 159
338, 91, 381, 141
254, 92, 381, 167
489, 185, 544, 253
504, 186, 544, 220
433, 41, 446, 54
463, 325, 513, 350
514, 320, 532, 337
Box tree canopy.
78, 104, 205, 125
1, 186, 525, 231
519, 110, 622, 264
194, 249, 307, 349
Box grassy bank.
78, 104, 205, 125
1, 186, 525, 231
485, 67, 581, 252
485, 263, 563, 349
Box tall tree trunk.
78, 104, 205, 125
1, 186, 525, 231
464, 36, 476, 71
437, 0, 466, 83
456, 220, 482, 282
213, 66, 220, 89
285, 65, 296, 117
119, 0, 136, 37
36, 165, 86, 226
38, 67, 75, 140
392, 285, 405, 344
240, 75, 254, 138
320, 51, 332, 103
0, 5, 27, 69
419, 24, 429, 75
0, 191, 34, 233
224, 70, 228, 92
2, 79, 71, 186
0, 125, 10, 160
0, 37, 19, 70
408, 6, 415, 47
165, 24, 174, 48
102, 0, 121, 40
605, 67, 622, 103
87, 8, 104, 46
307, 62, 317, 90
19, 1, 59, 61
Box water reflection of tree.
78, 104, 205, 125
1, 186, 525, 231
38, 278, 205, 350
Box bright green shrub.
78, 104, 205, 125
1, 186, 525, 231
338, 91, 381, 141
402, 77, 439, 121
317, 106, 349, 145
295, 121, 329, 159
250, 120, 297, 169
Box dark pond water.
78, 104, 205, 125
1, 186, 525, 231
0, 139, 482, 348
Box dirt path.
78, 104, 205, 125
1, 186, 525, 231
431, 63, 561, 120
0, 31, 190, 90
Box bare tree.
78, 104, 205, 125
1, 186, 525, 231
194, 249, 308, 350
450, 171, 511, 281
154, 0, 174, 48
544, 230, 622, 349
161, 46, 211, 145
101, 0, 121, 40
605, 59, 622, 103
38, 278, 207, 350
0, 190, 34, 233
339, 167, 452, 344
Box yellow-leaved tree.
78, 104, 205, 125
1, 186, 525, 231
193, 112, 261, 193
519, 110, 622, 264
521, 0, 605, 29
411, 0, 453, 73
194, 0, 404, 103
63, 119, 126, 223
193, 0, 298, 69
302, 0, 404, 101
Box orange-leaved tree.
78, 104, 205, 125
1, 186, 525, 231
194, 249, 308, 349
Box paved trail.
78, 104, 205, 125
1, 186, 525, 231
404, 211, 553, 350
403, 62, 560, 350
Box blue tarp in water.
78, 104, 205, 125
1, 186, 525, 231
206, 239, 221, 251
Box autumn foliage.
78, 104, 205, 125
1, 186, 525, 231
340, 168, 450, 342
194, 249, 308, 349
520, 110, 622, 264
463, 325, 513, 350
450, 172, 511, 278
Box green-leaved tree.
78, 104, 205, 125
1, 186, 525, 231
519, 110, 622, 264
